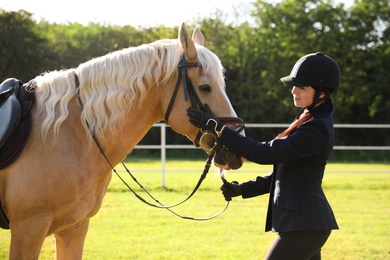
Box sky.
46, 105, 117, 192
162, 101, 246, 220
1, 0, 252, 27
1, 0, 353, 27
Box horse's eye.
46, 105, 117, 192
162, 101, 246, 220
199, 84, 211, 93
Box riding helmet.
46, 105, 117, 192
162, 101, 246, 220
280, 52, 341, 90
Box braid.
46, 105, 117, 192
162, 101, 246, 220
275, 110, 313, 139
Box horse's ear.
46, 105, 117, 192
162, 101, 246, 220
192, 27, 204, 46
179, 23, 197, 62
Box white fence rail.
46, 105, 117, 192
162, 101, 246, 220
130, 123, 390, 186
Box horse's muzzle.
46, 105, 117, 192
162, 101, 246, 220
198, 118, 245, 170
214, 147, 244, 170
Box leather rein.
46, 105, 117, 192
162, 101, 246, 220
75, 55, 242, 220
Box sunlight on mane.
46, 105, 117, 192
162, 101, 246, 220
35, 69, 78, 139
34, 38, 225, 143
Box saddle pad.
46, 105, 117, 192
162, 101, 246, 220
0, 95, 21, 148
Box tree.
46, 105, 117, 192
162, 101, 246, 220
0, 9, 51, 81
1, 3, 388, 157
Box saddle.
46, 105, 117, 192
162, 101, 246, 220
0, 78, 35, 229
0, 78, 35, 165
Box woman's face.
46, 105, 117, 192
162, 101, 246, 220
291, 86, 316, 108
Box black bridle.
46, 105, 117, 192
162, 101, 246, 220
74, 55, 244, 221
165, 55, 203, 124
164, 55, 206, 147
164, 55, 245, 148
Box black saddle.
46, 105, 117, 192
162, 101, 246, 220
0, 78, 35, 229
0, 78, 35, 168
0, 79, 22, 147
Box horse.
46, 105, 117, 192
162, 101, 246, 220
0, 23, 244, 259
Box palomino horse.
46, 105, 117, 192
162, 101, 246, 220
0, 23, 244, 259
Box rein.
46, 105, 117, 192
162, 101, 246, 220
116, 154, 230, 220
91, 130, 228, 220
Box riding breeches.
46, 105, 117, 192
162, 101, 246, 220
264, 230, 332, 260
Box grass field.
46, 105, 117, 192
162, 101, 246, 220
1, 160, 389, 259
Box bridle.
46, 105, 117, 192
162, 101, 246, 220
164, 55, 245, 149
164, 55, 207, 147
74, 54, 245, 221
164, 55, 202, 124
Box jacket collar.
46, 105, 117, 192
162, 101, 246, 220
296, 100, 333, 119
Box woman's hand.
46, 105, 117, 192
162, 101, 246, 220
220, 181, 243, 201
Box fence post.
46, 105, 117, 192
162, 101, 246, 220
161, 124, 166, 187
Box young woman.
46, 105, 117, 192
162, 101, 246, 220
187, 52, 340, 259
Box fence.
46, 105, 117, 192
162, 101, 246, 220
130, 123, 390, 186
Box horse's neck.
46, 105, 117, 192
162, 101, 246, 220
96, 89, 163, 165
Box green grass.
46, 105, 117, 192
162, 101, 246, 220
1, 160, 389, 259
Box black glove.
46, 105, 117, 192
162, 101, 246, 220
187, 105, 224, 136
220, 181, 243, 201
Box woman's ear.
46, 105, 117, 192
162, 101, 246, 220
320, 91, 326, 99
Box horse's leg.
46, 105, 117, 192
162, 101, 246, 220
9, 220, 51, 260
54, 219, 90, 260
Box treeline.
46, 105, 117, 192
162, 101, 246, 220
1, 0, 389, 161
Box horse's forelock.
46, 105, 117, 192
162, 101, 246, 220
195, 47, 226, 89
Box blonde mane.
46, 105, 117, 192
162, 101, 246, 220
34, 39, 225, 142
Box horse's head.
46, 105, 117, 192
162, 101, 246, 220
164, 23, 245, 170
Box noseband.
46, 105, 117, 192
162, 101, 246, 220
164, 55, 245, 149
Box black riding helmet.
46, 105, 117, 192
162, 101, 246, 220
280, 52, 341, 108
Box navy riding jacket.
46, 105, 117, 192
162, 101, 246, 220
218, 101, 338, 232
